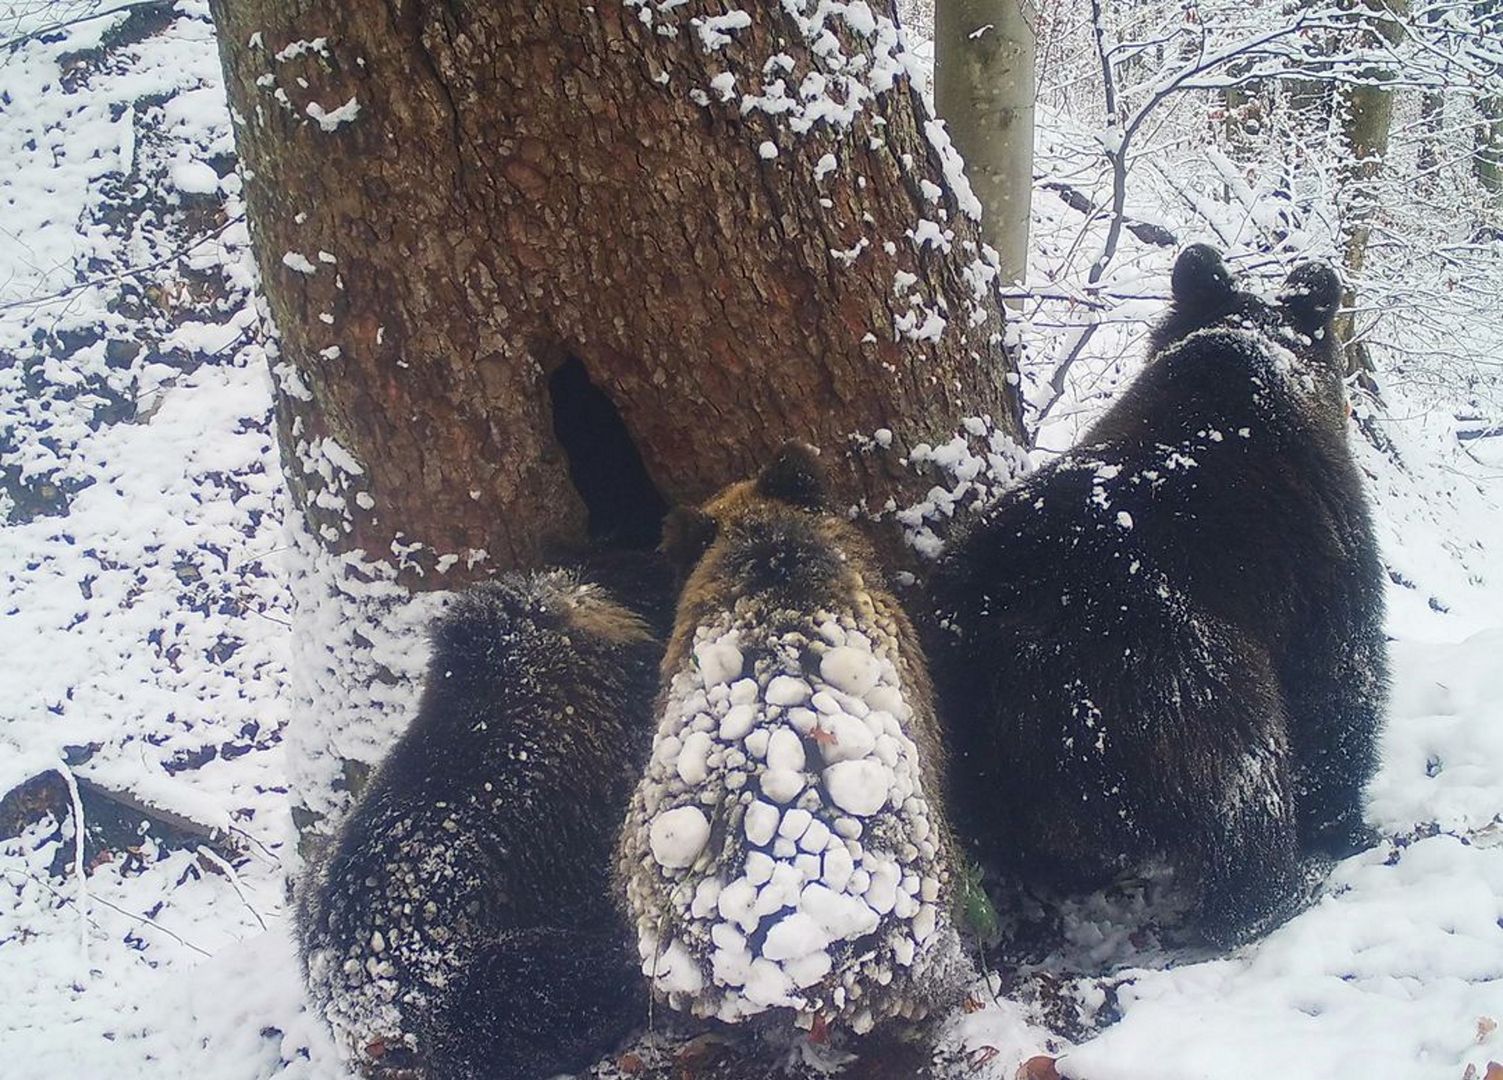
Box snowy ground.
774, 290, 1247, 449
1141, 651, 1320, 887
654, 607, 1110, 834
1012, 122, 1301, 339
3, 4, 1503, 1079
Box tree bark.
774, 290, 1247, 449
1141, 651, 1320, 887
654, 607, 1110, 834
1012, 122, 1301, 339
1416, 89, 1443, 178
208, 0, 1023, 839
1333, 0, 1406, 374
934, 0, 1036, 286
1221, 84, 1263, 165
1477, 94, 1503, 203
1471, 0, 1503, 204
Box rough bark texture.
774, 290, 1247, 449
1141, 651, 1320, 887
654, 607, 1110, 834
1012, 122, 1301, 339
210, 0, 1022, 583
1333, 0, 1405, 373
934, 0, 1036, 286
208, 0, 1026, 852
1473, 0, 1503, 204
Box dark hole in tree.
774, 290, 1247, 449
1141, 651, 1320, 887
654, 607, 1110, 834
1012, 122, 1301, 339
549, 356, 668, 549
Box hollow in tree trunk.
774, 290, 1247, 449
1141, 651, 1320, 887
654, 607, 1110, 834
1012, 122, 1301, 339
208, 0, 1025, 842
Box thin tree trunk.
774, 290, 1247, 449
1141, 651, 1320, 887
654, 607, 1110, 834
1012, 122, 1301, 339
1471, 0, 1503, 203
1333, 0, 1406, 374
1416, 89, 1443, 178
1222, 84, 1263, 165
208, 0, 1024, 841
934, 0, 1037, 286
1477, 94, 1503, 202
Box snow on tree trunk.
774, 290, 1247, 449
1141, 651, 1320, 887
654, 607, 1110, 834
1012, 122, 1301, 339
1333, 0, 1406, 374
207, 0, 1025, 844
1416, 89, 1443, 178
933, 0, 1036, 286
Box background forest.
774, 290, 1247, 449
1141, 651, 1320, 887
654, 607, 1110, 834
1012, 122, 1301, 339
1, 0, 1502, 1077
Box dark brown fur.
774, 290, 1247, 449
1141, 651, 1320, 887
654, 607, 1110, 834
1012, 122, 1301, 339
298, 557, 673, 1079
929, 248, 1386, 944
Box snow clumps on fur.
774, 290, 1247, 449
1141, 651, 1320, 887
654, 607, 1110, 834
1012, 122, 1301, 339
616, 443, 970, 1034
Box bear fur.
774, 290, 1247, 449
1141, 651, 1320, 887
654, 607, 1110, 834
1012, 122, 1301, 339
928, 245, 1387, 944
616, 443, 972, 1035
296, 555, 673, 1079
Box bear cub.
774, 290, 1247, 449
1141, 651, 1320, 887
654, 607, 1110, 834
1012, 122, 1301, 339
297, 555, 673, 1079
617, 443, 972, 1034
929, 245, 1387, 944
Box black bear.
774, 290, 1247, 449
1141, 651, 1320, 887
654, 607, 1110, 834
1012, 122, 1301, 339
296, 555, 673, 1079
928, 245, 1387, 944
616, 444, 972, 1035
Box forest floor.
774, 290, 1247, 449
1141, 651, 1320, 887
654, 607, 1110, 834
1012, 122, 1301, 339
3, 4, 1503, 1079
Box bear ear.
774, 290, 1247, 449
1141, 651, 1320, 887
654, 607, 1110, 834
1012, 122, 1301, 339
1278, 261, 1343, 336
755, 441, 828, 511
660, 506, 718, 573
1170, 243, 1237, 312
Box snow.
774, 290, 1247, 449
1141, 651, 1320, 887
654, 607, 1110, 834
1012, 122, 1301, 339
649, 805, 711, 869
766, 728, 807, 772
695, 636, 744, 685
281, 251, 317, 274
677, 730, 714, 785
304, 97, 359, 132
820, 646, 882, 696
619, 595, 964, 1029
745, 801, 780, 845
819, 713, 879, 765
173, 158, 221, 194
760, 766, 806, 803
4, 1, 1503, 1078
1062, 830, 1503, 1080
695, 10, 751, 52
719, 701, 758, 740
824, 759, 891, 817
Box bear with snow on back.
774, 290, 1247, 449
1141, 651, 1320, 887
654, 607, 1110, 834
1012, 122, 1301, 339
616, 443, 972, 1036
929, 245, 1387, 944
296, 556, 672, 1079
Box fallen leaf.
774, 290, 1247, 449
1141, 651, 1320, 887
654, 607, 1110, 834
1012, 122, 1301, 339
1017, 1055, 1062, 1080
1484, 1062, 1503, 1080
967, 1045, 999, 1069
675, 1034, 720, 1079
1479, 1017, 1497, 1044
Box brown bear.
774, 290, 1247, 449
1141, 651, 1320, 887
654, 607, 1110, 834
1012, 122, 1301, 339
928, 245, 1387, 945
297, 555, 672, 1079
616, 444, 972, 1036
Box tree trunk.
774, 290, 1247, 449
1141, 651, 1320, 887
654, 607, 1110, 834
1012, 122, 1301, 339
934, 0, 1036, 286
1222, 82, 1267, 167
1477, 94, 1503, 203
1416, 89, 1443, 178
1471, 0, 1503, 205
1333, 0, 1406, 374
208, 0, 1024, 842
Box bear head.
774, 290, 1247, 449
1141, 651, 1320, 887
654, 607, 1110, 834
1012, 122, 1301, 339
1150, 243, 1345, 378
660, 442, 879, 624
